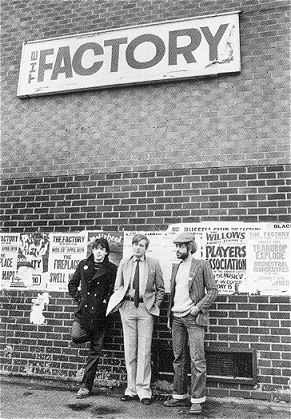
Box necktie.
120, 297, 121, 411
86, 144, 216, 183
133, 259, 141, 308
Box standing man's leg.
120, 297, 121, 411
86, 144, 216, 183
186, 316, 206, 413
119, 301, 138, 397
71, 321, 91, 398
172, 316, 189, 399
72, 320, 89, 344
164, 316, 189, 407
72, 321, 105, 398
135, 303, 154, 400
82, 327, 105, 392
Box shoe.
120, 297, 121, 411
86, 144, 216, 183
76, 387, 90, 399
120, 395, 139, 402
141, 398, 152, 405
163, 397, 189, 407
189, 403, 202, 414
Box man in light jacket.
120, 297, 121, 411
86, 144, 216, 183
106, 233, 164, 405
163, 232, 218, 415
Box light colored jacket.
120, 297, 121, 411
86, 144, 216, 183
168, 258, 218, 327
106, 255, 165, 316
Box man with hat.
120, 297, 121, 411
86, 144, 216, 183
163, 232, 218, 415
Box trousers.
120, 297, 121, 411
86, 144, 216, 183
172, 315, 206, 404
119, 301, 154, 399
71, 320, 105, 391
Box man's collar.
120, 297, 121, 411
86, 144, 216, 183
134, 255, 145, 262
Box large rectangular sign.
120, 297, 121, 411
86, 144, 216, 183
17, 12, 241, 97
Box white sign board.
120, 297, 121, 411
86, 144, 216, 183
17, 12, 241, 97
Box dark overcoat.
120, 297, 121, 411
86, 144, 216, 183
68, 254, 117, 330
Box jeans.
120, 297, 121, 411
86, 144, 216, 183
172, 315, 206, 404
71, 321, 105, 391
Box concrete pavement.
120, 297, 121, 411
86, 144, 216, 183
1, 375, 290, 419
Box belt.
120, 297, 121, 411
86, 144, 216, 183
124, 296, 143, 303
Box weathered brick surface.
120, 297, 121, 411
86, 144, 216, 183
1, 0, 290, 178
1, 290, 290, 401
0, 164, 290, 231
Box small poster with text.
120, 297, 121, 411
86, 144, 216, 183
47, 232, 88, 291
0, 233, 20, 289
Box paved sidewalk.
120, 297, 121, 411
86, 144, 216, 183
1, 376, 290, 419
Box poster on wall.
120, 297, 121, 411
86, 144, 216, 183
166, 222, 261, 294
0, 232, 50, 290
47, 231, 88, 291
87, 231, 124, 266
246, 223, 290, 295
2, 223, 289, 295
123, 231, 174, 291
201, 222, 255, 294
0, 233, 20, 289
17, 232, 50, 290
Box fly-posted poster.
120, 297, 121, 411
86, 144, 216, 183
47, 232, 88, 291
246, 224, 290, 295
0, 233, 20, 289
1, 223, 289, 295
166, 222, 289, 295
0, 232, 50, 290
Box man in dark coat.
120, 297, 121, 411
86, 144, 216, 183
68, 237, 117, 399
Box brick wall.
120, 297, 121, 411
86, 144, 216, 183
206, 294, 291, 400
1, 0, 290, 179
1, 291, 290, 401
1, 163, 290, 402
1, 164, 290, 231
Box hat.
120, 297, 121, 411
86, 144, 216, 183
173, 232, 197, 253
173, 232, 195, 244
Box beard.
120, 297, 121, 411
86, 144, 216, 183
176, 251, 189, 260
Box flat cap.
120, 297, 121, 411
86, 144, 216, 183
173, 232, 195, 243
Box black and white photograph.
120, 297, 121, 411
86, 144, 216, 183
0, 1, 290, 418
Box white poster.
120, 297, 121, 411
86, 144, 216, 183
0, 233, 20, 289
202, 222, 249, 294
166, 222, 274, 295
1, 232, 50, 290
246, 224, 290, 295
17, 232, 50, 290
47, 232, 88, 291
